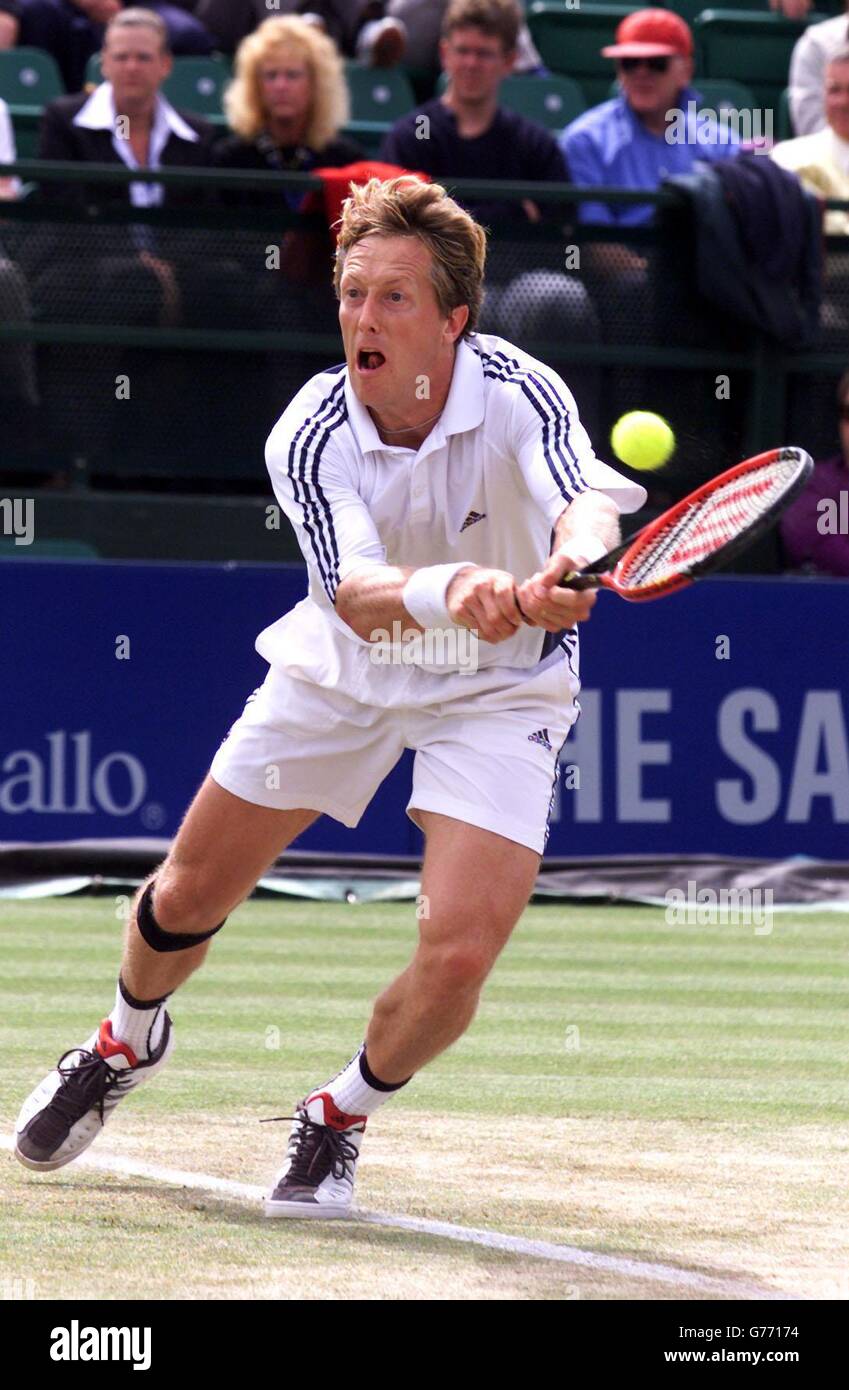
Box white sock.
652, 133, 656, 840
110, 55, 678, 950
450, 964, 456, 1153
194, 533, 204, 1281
311, 1042, 412, 1121
107, 977, 168, 1060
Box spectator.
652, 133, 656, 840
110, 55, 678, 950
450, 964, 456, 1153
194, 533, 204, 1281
16, 0, 214, 93
214, 13, 364, 211
23, 8, 242, 471
560, 11, 747, 468
214, 14, 365, 328
382, 0, 545, 79
0, 1, 19, 48
381, 1, 599, 433
355, 5, 407, 67
195, 1, 399, 64
560, 10, 740, 234
772, 48, 849, 233
789, 2, 849, 136
780, 369, 849, 575
379, 0, 568, 228
35, 6, 215, 215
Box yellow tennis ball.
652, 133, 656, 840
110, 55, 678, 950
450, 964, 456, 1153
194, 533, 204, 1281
610, 411, 675, 471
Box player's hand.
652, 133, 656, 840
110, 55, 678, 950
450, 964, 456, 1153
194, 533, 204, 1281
446, 566, 527, 643
515, 549, 598, 631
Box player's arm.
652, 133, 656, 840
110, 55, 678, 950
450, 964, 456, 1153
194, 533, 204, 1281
515, 491, 620, 631
508, 369, 638, 631
268, 418, 523, 644
336, 562, 526, 645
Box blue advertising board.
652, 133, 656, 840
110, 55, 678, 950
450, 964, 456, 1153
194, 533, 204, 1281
1, 559, 847, 859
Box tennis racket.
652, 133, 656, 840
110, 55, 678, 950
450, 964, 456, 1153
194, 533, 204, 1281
560, 447, 813, 602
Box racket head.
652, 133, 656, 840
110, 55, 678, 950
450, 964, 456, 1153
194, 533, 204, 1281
602, 447, 813, 602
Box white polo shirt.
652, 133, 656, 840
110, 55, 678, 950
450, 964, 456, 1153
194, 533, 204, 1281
257, 331, 646, 708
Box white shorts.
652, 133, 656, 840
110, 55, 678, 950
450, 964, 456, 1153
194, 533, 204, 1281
209, 658, 580, 854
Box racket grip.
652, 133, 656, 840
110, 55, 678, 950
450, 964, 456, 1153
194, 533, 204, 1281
559, 571, 602, 591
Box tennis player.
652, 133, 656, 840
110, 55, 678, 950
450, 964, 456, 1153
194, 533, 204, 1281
15, 176, 646, 1217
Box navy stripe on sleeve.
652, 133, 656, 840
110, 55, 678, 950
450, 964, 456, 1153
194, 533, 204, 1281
474, 345, 590, 501
286, 379, 349, 601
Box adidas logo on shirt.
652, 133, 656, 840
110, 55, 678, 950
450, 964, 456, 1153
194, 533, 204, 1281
460, 510, 487, 531
528, 728, 553, 751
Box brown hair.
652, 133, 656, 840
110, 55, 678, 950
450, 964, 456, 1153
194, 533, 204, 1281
442, 0, 522, 53
333, 176, 487, 338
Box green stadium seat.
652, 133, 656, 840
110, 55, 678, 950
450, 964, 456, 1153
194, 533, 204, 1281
163, 57, 231, 116
499, 73, 586, 128
0, 47, 62, 106
84, 54, 231, 116
661, 0, 709, 23
669, 0, 842, 17
693, 10, 830, 111
527, 3, 640, 105
345, 62, 416, 124
437, 70, 585, 129
691, 77, 756, 114
341, 119, 391, 157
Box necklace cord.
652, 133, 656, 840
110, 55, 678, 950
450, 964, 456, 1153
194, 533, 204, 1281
378, 408, 443, 434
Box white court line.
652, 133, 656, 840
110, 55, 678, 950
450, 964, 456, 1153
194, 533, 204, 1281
2, 1135, 797, 1299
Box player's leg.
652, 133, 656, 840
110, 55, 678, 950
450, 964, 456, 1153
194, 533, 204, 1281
17, 664, 405, 1179
14, 777, 318, 1173
120, 776, 319, 1003
263, 661, 578, 1218
264, 814, 539, 1218
363, 811, 540, 1080
359, 665, 579, 1081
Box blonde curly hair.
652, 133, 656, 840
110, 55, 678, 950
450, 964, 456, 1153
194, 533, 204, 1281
224, 15, 350, 148
333, 177, 488, 338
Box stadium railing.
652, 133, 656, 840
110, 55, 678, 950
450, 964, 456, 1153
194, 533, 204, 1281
0, 160, 846, 569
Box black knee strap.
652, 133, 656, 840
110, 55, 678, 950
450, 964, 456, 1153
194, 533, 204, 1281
136, 880, 226, 953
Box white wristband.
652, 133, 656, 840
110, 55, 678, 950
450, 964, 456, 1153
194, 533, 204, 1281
402, 562, 474, 629
560, 531, 610, 568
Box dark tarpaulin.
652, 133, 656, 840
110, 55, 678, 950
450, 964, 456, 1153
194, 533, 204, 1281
1, 841, 849, 907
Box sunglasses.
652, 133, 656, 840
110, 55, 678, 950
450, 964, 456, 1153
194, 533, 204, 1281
618, 56, 672, 74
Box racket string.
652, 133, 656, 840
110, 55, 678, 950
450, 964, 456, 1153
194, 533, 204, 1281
619, 456, 804, 591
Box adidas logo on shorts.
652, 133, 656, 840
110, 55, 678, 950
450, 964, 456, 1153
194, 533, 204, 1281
460, 510, 487, 531
528, 728, 553, 751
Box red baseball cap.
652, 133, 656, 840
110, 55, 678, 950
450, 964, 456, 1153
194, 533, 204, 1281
602, 9, 693, 59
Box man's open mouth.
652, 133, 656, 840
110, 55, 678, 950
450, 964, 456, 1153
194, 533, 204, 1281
357, 350, 386, 373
